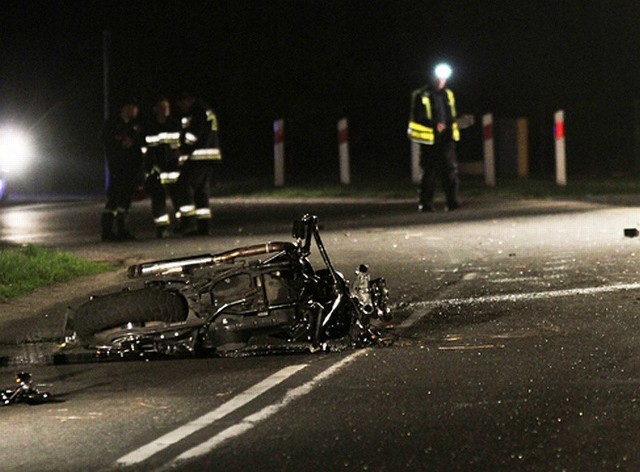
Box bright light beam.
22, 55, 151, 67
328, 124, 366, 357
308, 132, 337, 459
0, 127, 34, 173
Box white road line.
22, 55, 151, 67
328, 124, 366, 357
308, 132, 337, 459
397, 310, 428, 329
116, 363, 308, 466
172, 349, 368, 463
489, 275, 562, 284
399, 282, 640, 328
411, 282, 640, 309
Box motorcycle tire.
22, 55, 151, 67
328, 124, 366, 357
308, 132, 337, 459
73, 287, 188, 340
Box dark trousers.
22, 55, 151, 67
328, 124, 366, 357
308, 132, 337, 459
102, 168, 140, 240
104, 170, 139, 214
145, 174, 178, 224
177, 160, 214, 216
419, 141, 459, 208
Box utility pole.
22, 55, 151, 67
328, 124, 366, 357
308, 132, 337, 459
103, 30, 110, 191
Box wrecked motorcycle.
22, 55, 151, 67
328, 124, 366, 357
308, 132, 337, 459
67, 214, 391, 357
1, 372, 53, 406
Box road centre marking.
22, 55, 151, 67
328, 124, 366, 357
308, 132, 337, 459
116, 363, 308, 466
438, 344, 502, 350
398, 309, 429, 329
489, 274, 562, 284
172, 349, 368, 463
398, 282, 640, 329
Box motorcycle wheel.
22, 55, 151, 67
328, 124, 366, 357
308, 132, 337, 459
73, 287, 188, 341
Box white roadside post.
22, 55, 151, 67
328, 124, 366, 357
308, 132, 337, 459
554, 110, 567, 186
337, 117, 350, 184
411, 141, 421, 184
516, 117, 529, 179
482, 113, 496, 187
273, 119, 285, 187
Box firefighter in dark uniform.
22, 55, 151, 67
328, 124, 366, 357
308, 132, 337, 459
175, 91, 221, 236
101, 97, 144, 241
143, 96, 182, 238
408, 63, 461, 212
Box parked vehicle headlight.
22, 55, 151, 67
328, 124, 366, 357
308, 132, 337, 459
0, 127, 34, 174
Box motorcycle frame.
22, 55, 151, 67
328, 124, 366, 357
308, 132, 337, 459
79, 214, 387, 357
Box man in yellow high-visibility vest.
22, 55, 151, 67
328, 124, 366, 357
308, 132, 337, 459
408, 63, 461, 212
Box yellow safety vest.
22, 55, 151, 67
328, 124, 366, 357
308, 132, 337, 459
407, 88, 460, 145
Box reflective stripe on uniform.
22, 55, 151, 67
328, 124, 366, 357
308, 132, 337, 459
159, 171, 180, 184
146, 132, 181, 148
407, 121, 435, 144
190, 148, 221, 160
452, 122, 460, 142
421, 96, 432, 120
158, 131, 180, 143
184, 132, 198, 145
146, 135, 160, 145
446, 89, 461, 142
195, 208, 212, 219
179, 205, 196, 217
446, 89, 457, 118
206, 110, 218, 131
154, 214, 171, 226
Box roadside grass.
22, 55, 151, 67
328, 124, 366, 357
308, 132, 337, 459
462, 177, 640, 199
211, 176, 640, 200
211, 178, 416, 199
0, 244, 112, 300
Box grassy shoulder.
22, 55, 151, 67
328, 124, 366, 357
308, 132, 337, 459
0, 244, 112, 300
210, 176, 640, 200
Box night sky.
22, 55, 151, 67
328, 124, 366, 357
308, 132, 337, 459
2, 1, 640, 194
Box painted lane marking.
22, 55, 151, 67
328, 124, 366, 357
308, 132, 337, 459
438, 344, 503, 350
488, 274, 563, 284
172, 349, 368, 463
397, 310, 428, 329
410, 282, 640, 309
116, 364, 308, 466
398, 282, 640, 329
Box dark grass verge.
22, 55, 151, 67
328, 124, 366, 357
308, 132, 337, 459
210, 176, 640, 200
0, 244, 113, 300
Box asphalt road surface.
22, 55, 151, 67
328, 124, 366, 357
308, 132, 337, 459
2, 195, 640, 471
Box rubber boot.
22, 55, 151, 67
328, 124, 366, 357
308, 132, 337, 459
116, 212, 136, 241
155, 225, 170, 239
101, 212, 118, 242
179, 216, 198, 236
196, 219, 210, 236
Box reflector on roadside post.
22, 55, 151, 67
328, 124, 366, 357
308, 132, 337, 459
555, 110, 566, 186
